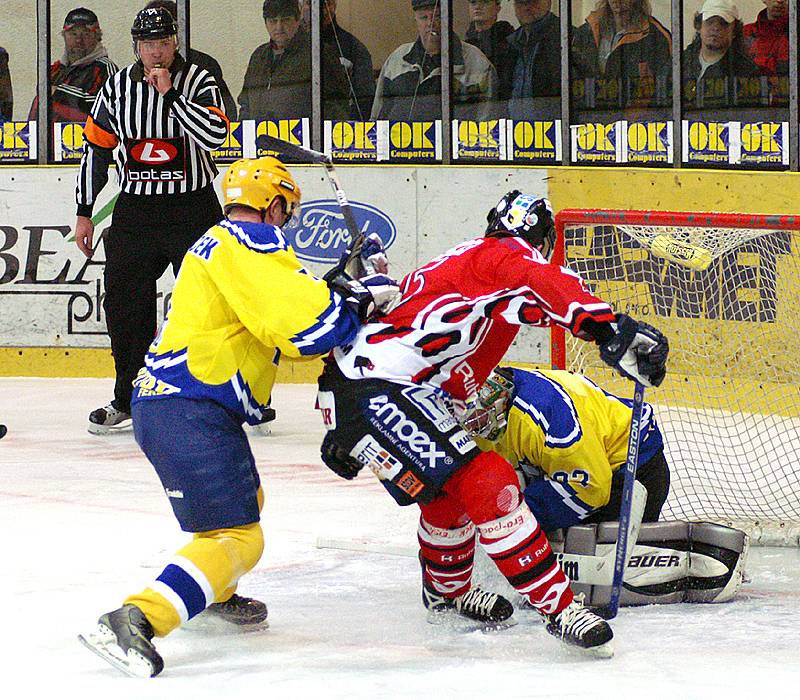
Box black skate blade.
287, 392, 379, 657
78, 628, 159, 678
426, 609, 518, 633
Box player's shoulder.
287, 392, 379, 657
510, 369, 583, 444
215, 219, 290, 254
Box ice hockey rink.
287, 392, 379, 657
3, 378, 799, 698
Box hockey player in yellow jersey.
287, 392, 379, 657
78, 156, 400, 677
464, 367, 670, 531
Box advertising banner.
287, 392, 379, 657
571, 122, 624, 163
682, 120, 735, 165
0, 121, 36, 162
506, 120, 561, 163
625, 121, 673, 164
53, 122, 86, 163
324, 121, 387, 162
451, 119, 506, 161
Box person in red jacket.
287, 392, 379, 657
743, 0, 788, 76
28, 8, 118, 122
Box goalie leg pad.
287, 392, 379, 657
557, 521, 749, 606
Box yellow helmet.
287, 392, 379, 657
222, 156, 302, 220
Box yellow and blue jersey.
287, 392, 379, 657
477, 368, 663, 530
132, 218, 360, 424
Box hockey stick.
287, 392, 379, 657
598, 381, 647, 619
256, 133, 366, 278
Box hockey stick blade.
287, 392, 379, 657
256, 133, 330, 164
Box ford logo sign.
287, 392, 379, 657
283, 199, 396, 264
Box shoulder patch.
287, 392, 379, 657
512, 371, 582, 448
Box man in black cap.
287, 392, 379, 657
28, 8, 118, 122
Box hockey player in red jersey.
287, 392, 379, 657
316, 191, 669, 655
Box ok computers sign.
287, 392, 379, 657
283, 200, 397, 264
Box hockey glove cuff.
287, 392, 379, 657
321, 432, 363, 480
329, 272, 401, 323
599, 314, 669, 387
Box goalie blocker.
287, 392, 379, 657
551, 521, 749, 606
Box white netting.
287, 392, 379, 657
559, 214, 800, 545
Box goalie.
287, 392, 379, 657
462, 366, 749, 607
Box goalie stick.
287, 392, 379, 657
315, 482, 647, 587
257, 133, 367, 278
596, 381, 647, 619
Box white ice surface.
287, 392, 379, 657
2, 378, 799, 698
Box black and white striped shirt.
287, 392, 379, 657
76, 54, 228, 215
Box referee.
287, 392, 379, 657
74, 7, 229, 434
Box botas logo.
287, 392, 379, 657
283, 199, 396, 264
131, 139, 178, 163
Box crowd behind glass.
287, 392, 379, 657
0, 0, 793, 167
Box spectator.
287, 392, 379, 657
464, 0, 516, 100
571, 0, 671, 108
743, 0, 788, 76
682, 0, 762, 110
371, 0, 497, 122
29, 8, 117, 122
506, 0, 561, 120
239, 0, 350, 121
0, 47, 11, 122
300, 0, 376, 119
145, 1, 238, 120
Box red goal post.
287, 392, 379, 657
552, 209, 800, 545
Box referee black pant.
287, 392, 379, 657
103, 185, 222, 413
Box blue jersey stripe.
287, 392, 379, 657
157, 563, 208, 620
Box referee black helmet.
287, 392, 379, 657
131, 7, 178, 40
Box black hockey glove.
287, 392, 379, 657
327, 272, 400, 323
599, 314, 669, 387
320, 432, 363, 480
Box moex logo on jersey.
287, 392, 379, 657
682, 120, 732, 165
738, 122, 788, 166
625, 121, 672, 164
571, 122, 623, 163
388, 120, 441, 161
54, 122, 86, 162
0, 121, 36, 161
565, 225, 793, 322
452, 119, 505, 160
255, 118, 309, 158
283, 199, 397, 264
324, 121, 383, 162
508, 120, 560, 162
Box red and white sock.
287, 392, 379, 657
476, 501, 572, 614
418, 517, 475, 598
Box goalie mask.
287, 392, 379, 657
463, 368, 515, 441
485, 191, 556, 261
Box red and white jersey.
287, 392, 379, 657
334, 235, 616, 400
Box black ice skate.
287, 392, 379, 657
250, 406, 276, 436
78, 604, 164, 677
422, 583, 515, 628
544, 598, 614, 658
88, 402, 131, 435
206, 593, 269, 625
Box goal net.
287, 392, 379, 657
553, 210, 800, 545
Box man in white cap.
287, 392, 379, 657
681, 0, 762, 110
